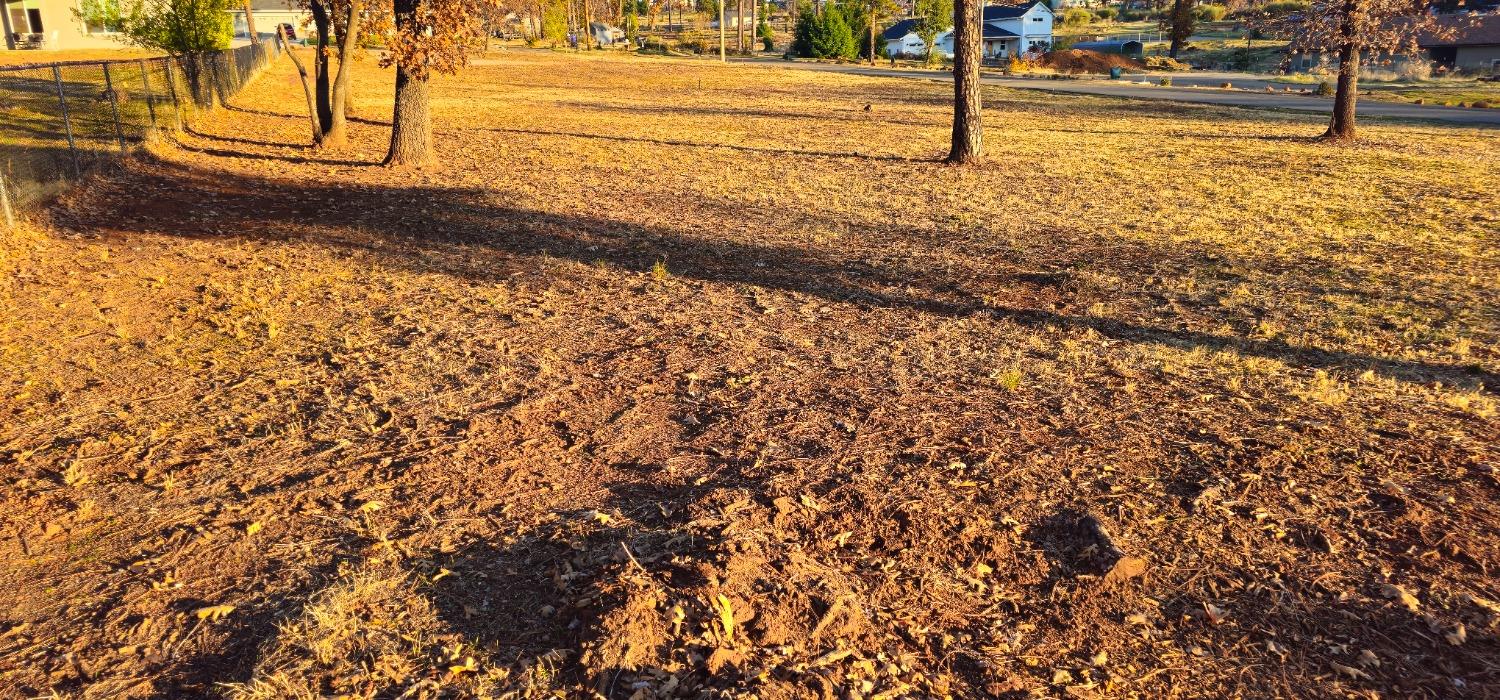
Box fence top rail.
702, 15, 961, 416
0, 55, 174, 73
0, 44, 267, 75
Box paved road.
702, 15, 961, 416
742, 60, 1500, 126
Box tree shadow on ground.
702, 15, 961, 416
58, 155, 1497, 392
550, 100, 940, 128
223, 103, 391, 127
480, 126, 935, 163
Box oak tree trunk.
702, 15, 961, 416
385, 65, 433, 165
279, 27, 321, 144
323, 0, 362, 147
243, 0, 260, 44
947, 0, 982, 163
1325, 43, 1359, 140
310, 0, 333, 133
869, 6, 876, 64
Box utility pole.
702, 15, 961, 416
719, 0, 726, 60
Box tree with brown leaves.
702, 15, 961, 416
1261, 1, 1462, 140
382, 0, 500, 165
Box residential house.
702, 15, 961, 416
1420, 13, 1500, 73
1291, 13, 1500, 75
882, 0, 1053, 59
2, 0, 120, 50
227, 0, 311, 42
2, 0, 307, 51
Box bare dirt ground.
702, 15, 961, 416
1, 49, 1498, 699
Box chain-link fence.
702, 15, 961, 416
0, 41, 283, 220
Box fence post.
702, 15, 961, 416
164, 58, 182, 129
101, 63, 127, 154
138, 58, 156, 125
51, 65, 81, 177
0, 171, 15, 230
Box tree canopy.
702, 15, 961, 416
78, 0, 234, 54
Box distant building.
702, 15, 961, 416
227, 0, 312, 42
882, 0, 1053, 59
1419, 13, 1500, 72
2, 0, 120, 50
1290, 14, 1500, 75
1071, 38, 1144, 58
2, 0, 307, 52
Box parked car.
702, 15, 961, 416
278, 23, 297, 40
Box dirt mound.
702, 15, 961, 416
1039, 49, 1143, 74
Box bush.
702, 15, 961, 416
793, 4, 858, 59
1094, 6, 1118, 21
757, 19, 774, 51
1120, 9, 1147, 20
1144, 55, 1190, 71
1158, 76, 1172, 86
1193, 4, 1227, 21
1062, 7, 1094, 26
676, 31, 712, 54
1262, 0, 1309, 14
1474, 100, 1493, 108
1315, 80, 1334, 96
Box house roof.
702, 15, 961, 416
983, 1, 1048, 21
883, 18, 920, 40
245, 0, 299, 10
1418, 13, 1500, 47
883, 2, 1046, 40
982, 22, 1020, 38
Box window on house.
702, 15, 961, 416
26, 7, 45, 32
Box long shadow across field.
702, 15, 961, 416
62, 156, 1498, 392
482, 126, 932, 163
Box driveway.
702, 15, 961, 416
745, 60, 1500, 127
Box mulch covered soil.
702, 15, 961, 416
1037, 49, 1143, 74
1, 50, 1498, 699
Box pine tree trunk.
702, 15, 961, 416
947, 0, 982, 163
310, 0, 333, 133
584, 0, 594, 48
868, 6, 876, 64
1167, 0, 1184, 58
385, 65, 433, 166
719, 0, 726, 61
1324, 43, 1359, 141
323, 0, 362, 147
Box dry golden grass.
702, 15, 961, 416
0, 49, 1497, 699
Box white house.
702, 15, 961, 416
882, 0, 1053, 59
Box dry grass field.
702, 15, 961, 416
1, 49, 1498, 699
